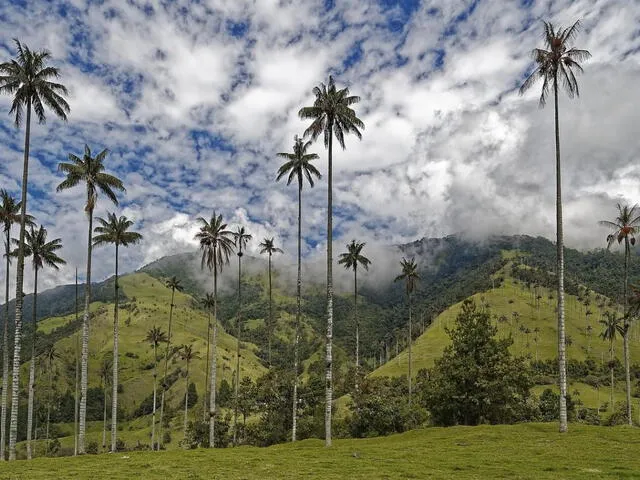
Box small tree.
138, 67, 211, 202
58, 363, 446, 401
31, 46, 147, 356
424, 300, 532, 426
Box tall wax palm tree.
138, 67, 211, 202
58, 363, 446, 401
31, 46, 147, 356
599, 203, 640, 425
232, 226, 251, 446
98, 356, 112, 451
0, 190, 28, 460
93, 213, 142, 451
158, 276, 183, 449
600, 311, 624, 413
276, 134, 321, 442
179, 344, 199, 433
21, 225, 65, 459
41, 343, 60, 455
519, 20, 590, 434
258, 237, 283, 366
338, 240, 371, 392
1, 44, 69, 461
73, 269, 79, 456
199, 294, 215, 423
56, 145, 124, 453
144, 326, 167, 450
299, 76, 364, 446
195, 213, 234, 447
394, 257, 420, 407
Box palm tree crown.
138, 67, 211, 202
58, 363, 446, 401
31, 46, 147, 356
298, 75, 364, 147
600, 311, 624, 342
519, 21, 591, 105
56, 145, 125, 212
21, 225, 65, 271
395, 257, 420, 295
599, 204, 640, 249
0, 190, 28, 235
259, 238, 283, 256
165, 276, 183, 294
0, 39, 70, 126
338, 240, 371, 272
276, 136, 321, 189
195, 212, 235, 272
93, 213, 143, 248
145, 327, 168, 350
233, 226, 252, 257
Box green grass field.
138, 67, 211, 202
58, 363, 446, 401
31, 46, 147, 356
4, 423, 640, 479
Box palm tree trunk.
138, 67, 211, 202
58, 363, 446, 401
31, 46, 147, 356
408, 292, 412, 407
74, 271, 79, 457
325, 125, 334, 447
354, 266, 359, 393
610, 339, 615, 412
268, 252, 272, 366
209, 260, 217, 448
183, 362, 189, 434
1, 228, 10, 461
623, 239, 632, 425
151, 342, 157, 450
46, 365, 52, 455
203, 313, 210, 423
292, 183, 302, 443
233, 253, 242, 446
26, 267, 39, 459
159, 286, 176, 449
8, 97, 32, 461
554, 77, 568, 434
79, 205, 94, 453
102, 382, 107, 450
111, 243, 119, 452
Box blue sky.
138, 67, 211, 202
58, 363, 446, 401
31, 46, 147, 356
0, 0, 638, 295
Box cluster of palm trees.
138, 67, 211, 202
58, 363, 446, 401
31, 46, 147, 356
0, 41, 143, 459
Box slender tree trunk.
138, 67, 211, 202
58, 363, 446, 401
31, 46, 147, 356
268, 253, 272, 366
325, 126, 334, 447
1, 229, 10, 461
292, 184, 302, 443
9, 98, 31, 460
159, 286, 176, 448
78, 205, 94, 453
203, 312, 210, 423
554, 78, 568, 434
151, 342, 157, 450
408, 292, 412, 407
354, 266, 359, 393
183, 361, 189, 434
26, 267, 39, 459
102, 382, 107, 450
623, 239, 632, 425
74, 271, 79, 456
46, 365, 52, 456
209, 259, 217, 448
610, 339, 615, 412
111, 243, 119, 452
233, 252, 242, 446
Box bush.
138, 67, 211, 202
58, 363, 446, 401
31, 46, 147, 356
86, 441, 99, 454
115, 438, 127, 452
163, 431, 172, 445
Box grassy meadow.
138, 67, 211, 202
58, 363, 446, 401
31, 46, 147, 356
3, 423, 640, 479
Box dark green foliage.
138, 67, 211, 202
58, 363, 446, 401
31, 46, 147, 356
424, 300, 532, 426
538, 389, 577, 422
187, 382, 198, 408
217, 379, 232, 408
347, 376, 427, 438
86, 441, 99, 454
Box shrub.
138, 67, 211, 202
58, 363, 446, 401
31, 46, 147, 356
86, 441, 99, 454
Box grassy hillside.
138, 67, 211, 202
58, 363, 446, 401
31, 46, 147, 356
373, 258, 637, 379
4, 423, 640, 479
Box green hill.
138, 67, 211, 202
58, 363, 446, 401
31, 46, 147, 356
373, 255, 635, 379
